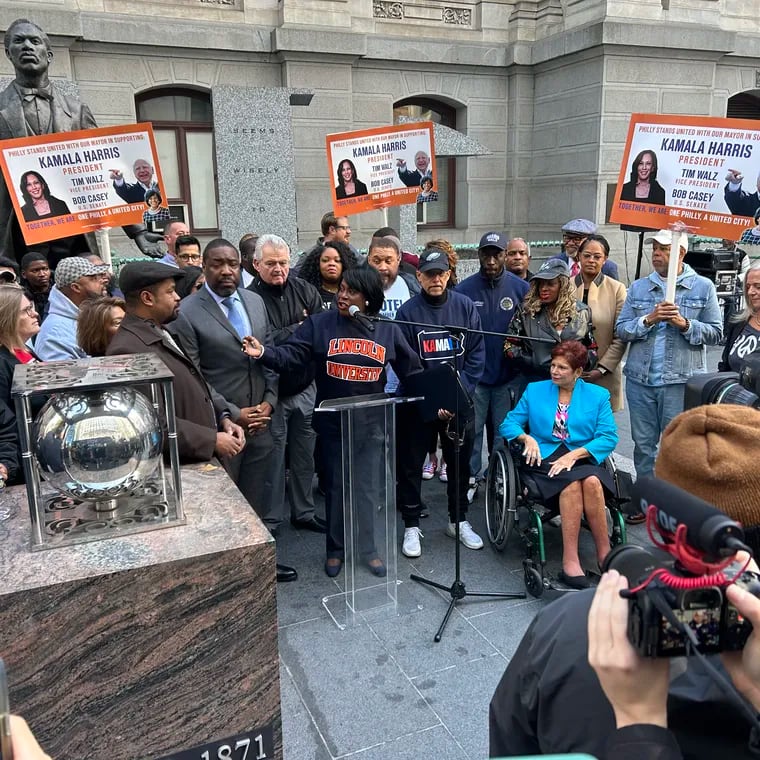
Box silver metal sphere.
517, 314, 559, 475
33, 387, 162, 500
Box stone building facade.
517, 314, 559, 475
3, 0, 760, 260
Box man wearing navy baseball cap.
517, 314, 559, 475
456, 232, 529, 501
394, 245, 486, 559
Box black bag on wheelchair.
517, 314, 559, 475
609, 465, 634, 514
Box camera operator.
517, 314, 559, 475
588, 566, 760, 759
489, 403, 760, 759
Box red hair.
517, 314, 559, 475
551, 340, 587, 370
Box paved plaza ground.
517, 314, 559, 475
274, 348, 722, 759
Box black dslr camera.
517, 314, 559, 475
684, 353, 760, 410
603, 543, 760, 657
603, 477, 760, 657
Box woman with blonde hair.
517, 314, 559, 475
505, 258, 597, 393
0, 285, 41, 484
76, 296, 126, 357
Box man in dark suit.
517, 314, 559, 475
109, 159, 158, 204
724, 168, 760, 217
108, 261, 297, 582
170, 238, 279, 522
107, 262, 245, 464
0, 18, 162, 263
396, 151, 432, 187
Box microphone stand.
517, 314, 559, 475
361, 312, 554, 642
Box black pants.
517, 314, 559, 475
396, 403, 473, 528
314, 410, 382, 561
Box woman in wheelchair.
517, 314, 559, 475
499, 340, 618, 589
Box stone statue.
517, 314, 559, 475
0, 18, 163, 264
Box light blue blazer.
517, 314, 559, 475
499, 379, 618, 464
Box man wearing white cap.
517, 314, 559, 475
614, 230, 722, 479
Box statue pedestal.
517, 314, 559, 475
0, 462, 281, 760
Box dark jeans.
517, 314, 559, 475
396, 403, 474, 528
314, 409, 382, 561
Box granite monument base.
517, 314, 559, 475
0, 462, 281, 760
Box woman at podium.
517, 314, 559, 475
242, 266, 422, 578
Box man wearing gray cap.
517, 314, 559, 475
615, 229, 722, 480
35, 256, 108, 360
559, 219, 618, 280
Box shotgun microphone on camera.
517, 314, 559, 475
632, 477, 749, 561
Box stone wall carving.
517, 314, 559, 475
373, 2, 473, 26
373, 1, 404, 19
442, 7, 472, 25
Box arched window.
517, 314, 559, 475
727, 91, 760, 121
136, 89, 219, 232
394, 98, 456, 228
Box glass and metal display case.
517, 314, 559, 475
12, 354, 185, 550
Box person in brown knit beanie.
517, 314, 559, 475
655, 403, 760, 553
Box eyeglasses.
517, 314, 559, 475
20, 304, 36, 317
177, 253, 201, 262
335, 225, 351, 231
562, 233, 585, 242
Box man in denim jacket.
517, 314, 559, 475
615, 230, 722, 478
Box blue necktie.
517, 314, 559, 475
222, 296, 246, 339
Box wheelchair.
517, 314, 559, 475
485, 442, 629, 598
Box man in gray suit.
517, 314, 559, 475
0, 18, 161, 264
170, 238, 278, 520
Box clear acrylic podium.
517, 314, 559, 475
315, 393, 420, 629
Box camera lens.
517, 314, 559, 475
602, 544, 665, 584
713, 382, 760, 409
685, 371, 760, 409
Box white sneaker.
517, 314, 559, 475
466, 476, 479, 504
422, 459, 436, 480
402, 527, 423, 557
446, 520, 483, 550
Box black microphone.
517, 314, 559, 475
348, 304, 374, 332
632, 476, 748, 560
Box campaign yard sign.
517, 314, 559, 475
326, 122, 436, 215
610, 113, 760, 240
0, 123, 166, 246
